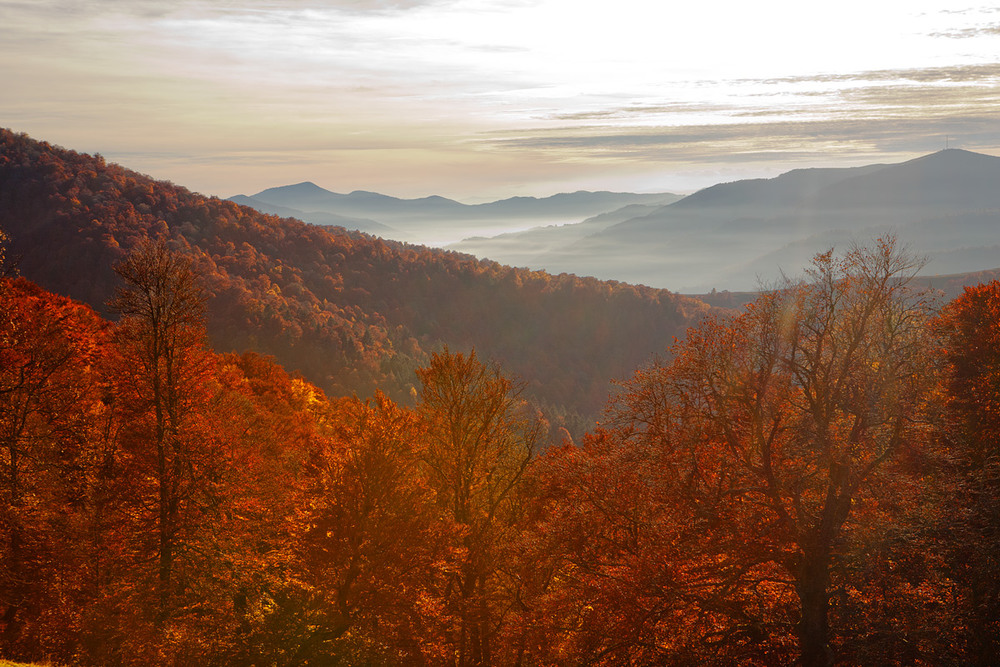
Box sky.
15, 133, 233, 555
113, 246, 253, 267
3, 0, 1000, 201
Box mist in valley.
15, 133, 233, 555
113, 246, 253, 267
234, 149, 1000, 294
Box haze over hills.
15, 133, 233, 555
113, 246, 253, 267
230, 183, 681, 246
447, 203, 666, 269
452, 149, 1000, 292
227, 194, 396, 236
233, 151, 1000, 294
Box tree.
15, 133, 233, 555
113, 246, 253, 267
417, 348, 541, 666
935, 280, 1000, 665
522, 429, 759, 666
108, 239, 210, 621
294, 392, 454, 664
602, 238, 937, 665
0, 278, 106, 658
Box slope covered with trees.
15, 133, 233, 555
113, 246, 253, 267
0, 129, 708, 435
3, 227, 1000, 664
0, 244, 548, 664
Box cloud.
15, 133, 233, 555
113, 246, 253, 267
749, 62, 1000, 86
0, 0, 449, 16
547, 102, 739, 122
0, 0, 185, 19
837, 82, 1000, 109
935, 6, 1000, 15
6, 0, 1000, 201
486, 112, 1000, 165
930, 23, 1000, 38
289, 0, 454, 14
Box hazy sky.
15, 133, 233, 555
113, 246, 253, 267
3, 0, 999, 200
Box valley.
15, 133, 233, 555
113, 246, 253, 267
234, 150, 1000, 294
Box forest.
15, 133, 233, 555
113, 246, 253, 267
0, 129, 709, 440
2, 130, 1000, 665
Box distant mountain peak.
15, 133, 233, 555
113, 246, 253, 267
934, 147, 986, 156
903, 147, 996, 167
254, 181, 338, 198
280, 181, 327, 192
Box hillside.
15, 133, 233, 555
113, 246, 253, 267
0, 129, 708, 433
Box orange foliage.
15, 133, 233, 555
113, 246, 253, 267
5, 130, 1000, 667
520, 240, 950, 665
933, 281, 1000, 665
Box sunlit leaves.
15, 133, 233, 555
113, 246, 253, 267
531, 238, 940, 665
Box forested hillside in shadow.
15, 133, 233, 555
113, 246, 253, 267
0, 129, 708, 436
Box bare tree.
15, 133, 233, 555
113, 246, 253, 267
109, 239, 208, 620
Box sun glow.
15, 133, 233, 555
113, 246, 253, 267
2, 0, 999, 199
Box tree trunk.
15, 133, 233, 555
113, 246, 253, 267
472, 573, 491, 666
969, 586, 1000, 667
797, 550, 833, 667
157, 431, 171, 623
1, 520, 23, 648
2, 439, 24, 647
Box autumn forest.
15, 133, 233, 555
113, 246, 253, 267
3, 130, 1000, 666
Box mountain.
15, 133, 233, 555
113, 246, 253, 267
447, 203, 667, 267
667, 163, 890, 211
471, 191, 682, 218
251, 180, 349, 209
227, 194, 397, 235
235, 184, 680, 246
248, 182, 469, 220
811, 149, 1000, 211
518, 149, 1000, 292
0, 129, 708, 434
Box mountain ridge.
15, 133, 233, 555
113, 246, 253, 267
227, 194, 396, 235
509, 148, 1000, 291
233, 184, 682, 245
